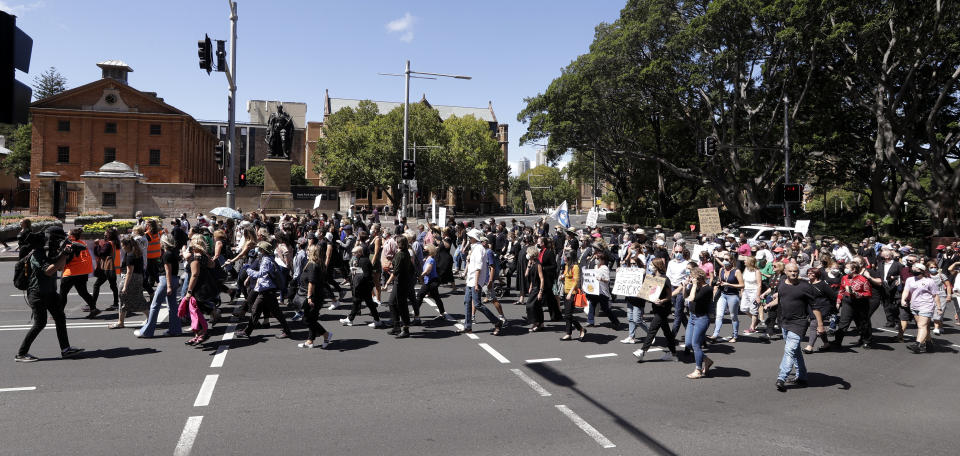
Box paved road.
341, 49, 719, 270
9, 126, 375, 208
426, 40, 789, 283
1, 260, 956, 455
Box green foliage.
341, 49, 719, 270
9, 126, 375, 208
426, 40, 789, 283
32, 67, 68, 101
0, 216, 62, 235
246, 166, 264, 186
508, 165, 578, 212
82, 220, 135, 234
75, 213, 114, 226
1, 123, 31, 177
290, 165, 308, 186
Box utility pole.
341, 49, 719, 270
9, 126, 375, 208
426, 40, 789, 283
225, 0, 238, 209
784, 95, 791, 227
402, 60, 410, 219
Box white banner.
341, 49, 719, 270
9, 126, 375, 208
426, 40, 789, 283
611, 267, 645, 297
585, 207, 599, 228
431, 198, 437, 224
582, 268, 600, 295
438, 207, 447, 225
313, 195, 322, 209
795, 219, 811, 236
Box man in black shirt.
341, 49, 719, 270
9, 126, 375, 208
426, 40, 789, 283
772, 263, 822, 391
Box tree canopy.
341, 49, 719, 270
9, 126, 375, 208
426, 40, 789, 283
32, 67, 68, 101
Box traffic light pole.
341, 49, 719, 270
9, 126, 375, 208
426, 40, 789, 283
225, 0, 238, 209
783, 95, 791, 227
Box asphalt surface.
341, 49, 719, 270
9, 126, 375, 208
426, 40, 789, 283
2, 241, 959, 455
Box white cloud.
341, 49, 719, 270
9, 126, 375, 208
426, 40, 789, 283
386, 12, 415, 43
0, 0, 45, 16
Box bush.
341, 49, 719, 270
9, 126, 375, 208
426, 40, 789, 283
75, 213, 114, 226
0, 216, 62, 236
81, 220, 135, 234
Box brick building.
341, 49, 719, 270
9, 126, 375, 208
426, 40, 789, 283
306, 90, 509, 213
28, 61, 219, 215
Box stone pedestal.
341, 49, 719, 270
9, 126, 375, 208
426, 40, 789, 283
261, 158, 294, 213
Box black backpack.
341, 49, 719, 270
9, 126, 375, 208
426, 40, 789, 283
14, 252, 32, 291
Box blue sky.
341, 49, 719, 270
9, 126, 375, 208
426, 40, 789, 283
3, 0, 624, 165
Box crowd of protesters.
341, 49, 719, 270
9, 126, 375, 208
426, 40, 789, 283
14, 208, 958, 391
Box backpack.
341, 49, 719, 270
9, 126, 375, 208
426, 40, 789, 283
14, 252, 32, 291
268, 260, 288, 298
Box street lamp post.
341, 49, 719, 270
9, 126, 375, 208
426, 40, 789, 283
380, 61, 470, 220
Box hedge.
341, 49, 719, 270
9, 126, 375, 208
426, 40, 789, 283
0, 216, 63, 236
81, 220, 135, 234
75, 213, 114, 226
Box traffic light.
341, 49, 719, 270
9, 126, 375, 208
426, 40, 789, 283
214, 140, 224, 169
216, 40, 226, 72
786, 201, 804, 217
198, 34, 212, 74
705, 137, 717, 156
783, 183, 802, 202
401, 159, 416, 180
1, 11, 33, 124
696, 138, 704, 155
238, 172, 246, 187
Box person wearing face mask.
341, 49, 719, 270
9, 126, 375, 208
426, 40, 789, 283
708, 254, 744, 343
667, 248, 691, 338
927, 261, 951, 336
620, 243, 649, 344
830, 261, 874, 350
758, 262, 786, 341
633, 258, 679, 362
868, 249, 903, 329
895, 255, 919, 341
902, 262, 940, 353
802, 268, 837, 353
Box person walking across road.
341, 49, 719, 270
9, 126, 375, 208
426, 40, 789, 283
458, 229, 503, 336
773, 263, 823, 392
91, 228, 120, 314
297, 245, 333, 349
111, 237, 148, 330
559, 251, 586, 341
59, 228, 99, 319
633, 258, 679, 362
684, 267, 715, 379
136, 234, 183, 338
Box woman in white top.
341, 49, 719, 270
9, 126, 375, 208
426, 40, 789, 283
741, 257, 762, 334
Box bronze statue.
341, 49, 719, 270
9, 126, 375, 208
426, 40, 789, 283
265, 105, 294, 158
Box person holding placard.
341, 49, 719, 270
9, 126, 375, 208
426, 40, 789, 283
559, 251, 586, 341
619, 244, 648, 344
585, 251, 620, 329
633, 258, 679, 362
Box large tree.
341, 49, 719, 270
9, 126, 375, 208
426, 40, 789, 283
32, 67, 68, 101
1, 123, 31, 177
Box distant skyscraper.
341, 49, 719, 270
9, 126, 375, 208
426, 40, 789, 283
517, 157, 530, 175
535, 149, 547, 167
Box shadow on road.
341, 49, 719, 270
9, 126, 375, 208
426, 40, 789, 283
527, 362, 677, 455
333, 338, 378, 351
704, 366, 750, 378
805, 372, 851, 390
72, 347, 161, 359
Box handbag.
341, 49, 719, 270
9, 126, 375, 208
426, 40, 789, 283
292, 292, 308, 311
573, 290, 588, 308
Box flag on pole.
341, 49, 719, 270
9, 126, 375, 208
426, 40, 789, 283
550, 200, 570, 228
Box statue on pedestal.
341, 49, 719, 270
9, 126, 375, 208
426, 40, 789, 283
265, 105, 294, 159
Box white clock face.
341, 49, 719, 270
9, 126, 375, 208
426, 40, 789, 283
105, 94, 117, 104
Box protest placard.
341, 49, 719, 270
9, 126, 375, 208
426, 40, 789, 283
698, 207, 722, 235
582, 268, 600, 295
638, 275, 667, 302
585, 208, 599, 228
612, 268, 645, 297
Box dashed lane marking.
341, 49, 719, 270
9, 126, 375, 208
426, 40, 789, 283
510, 369, 551, 397
555, 404, 616, 449
525, 358, 562, 364
193, 374, 219, 407
454, 323, 480, 339
210, 324, 237, 368
478, 343, 510, 363
585, 353, 618, 359
0, 386, 37, 392
173, 416, 203, 456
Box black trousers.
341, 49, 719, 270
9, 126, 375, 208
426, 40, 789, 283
244, 290, 290, 336
60, 274, 96, 310
350, 283, 379, 321
869, 291, 899, 326
641, 305, 677, 354
92, 272, 118, 308
415, 280, 446, 314
563, 295, 583, 335
19, 291, 70, 356
543, 281, 562, 321
764, 304, 780, 337
525, 286, 544, 325
303, 301, 327, 341
835, 297, 871, 345
390, 283, 413, 328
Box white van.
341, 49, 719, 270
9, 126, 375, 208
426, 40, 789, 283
738, 225, 797, 246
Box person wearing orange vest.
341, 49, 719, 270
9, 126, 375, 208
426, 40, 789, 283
145, 219, 164, 293
61, 228, 99, 319
92, 227, 121, 313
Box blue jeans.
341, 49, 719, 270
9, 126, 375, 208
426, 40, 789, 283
711, 293, 740, 338
671, 293, 688, 336
689, 314, 710, 369
179, 267, 191, 298
626, 298, 647, 339
463, 286, 498, 330
586, 294, 619, 326
140, 275, 182, 337
777, 329, 807, 382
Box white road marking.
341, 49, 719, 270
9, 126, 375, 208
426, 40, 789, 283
510, 369, 551, 397
478, 343, 510, 363
10, 293, 80, 297
0, 386, 37, 392
525, 358, 562, 364
585, 353, 618, 359
173, 415, 203, 456
210, 324, 237, 368
876, 327, 960, 348
454, 323, 480, 339
424, 297, 437, 307
555, 404, 616, 449
193, 374, 219, 407
0, 320, 146, 331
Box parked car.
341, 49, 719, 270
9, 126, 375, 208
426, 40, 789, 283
738, 224, 797, 245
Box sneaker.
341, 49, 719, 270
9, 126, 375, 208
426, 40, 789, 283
776, 379, 787, 392
620, 337, 637, 344
499, 316, 508, 327
61, 347, 84, 358
632, 349, 646, 362
933, 328, 941, 335
742, 329, 757, 335
327, 301, 339, 311
660, 352, 674, 361
297, 342, 315, 349
443, 313, 456, 322
276, 332, 289, 339
15, 354, 39, 363
133, 329, 148, 338
322, 331, 333, 349
291, 312, 303, 322
367, 321, 379, 328
340, 318, 353, 326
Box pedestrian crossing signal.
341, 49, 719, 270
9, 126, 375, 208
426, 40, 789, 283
783, 183, 802, 202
